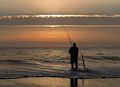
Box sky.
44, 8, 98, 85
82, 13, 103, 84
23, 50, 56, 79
0, 0, 120, 15
0, 26, 120, 47
0, 0, 120, 47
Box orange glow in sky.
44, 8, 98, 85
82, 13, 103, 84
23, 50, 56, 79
0, 26, 120, 47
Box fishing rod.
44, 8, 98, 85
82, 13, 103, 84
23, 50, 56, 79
64, 27, 86, 71
64, 28, 72, 46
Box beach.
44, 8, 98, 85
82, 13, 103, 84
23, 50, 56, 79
0, 77, 119, 87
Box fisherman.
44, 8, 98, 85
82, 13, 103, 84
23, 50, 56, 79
69, 43, 79, 69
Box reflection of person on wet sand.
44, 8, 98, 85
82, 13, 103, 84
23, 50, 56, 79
70, 78, 78, 87
69, 43, 79, 69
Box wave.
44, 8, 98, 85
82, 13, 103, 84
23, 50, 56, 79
0, 55, 119, 65
0, 68, 120, 79
84, 56, 120, 61
0, 47, 119, 79
0, 56, 119, 79
0, 59, 36, 65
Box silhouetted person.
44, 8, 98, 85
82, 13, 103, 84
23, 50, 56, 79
69, 43, 79, 69
70, 78, 78, 87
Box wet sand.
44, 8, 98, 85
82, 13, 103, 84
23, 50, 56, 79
0, 77, 119, 87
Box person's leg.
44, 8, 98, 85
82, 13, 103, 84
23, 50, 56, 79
71, 63, 74, 69
71, 58, 74, 69
75, 63, 78, 69
75, 58, 78, 69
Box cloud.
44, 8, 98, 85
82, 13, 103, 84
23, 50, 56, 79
0, 15, 120, 25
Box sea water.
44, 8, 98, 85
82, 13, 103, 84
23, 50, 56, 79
0, 46, 120, 79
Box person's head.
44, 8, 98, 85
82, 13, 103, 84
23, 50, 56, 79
73, 43, 76, 47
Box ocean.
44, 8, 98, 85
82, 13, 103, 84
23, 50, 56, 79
0, 47, 120, 79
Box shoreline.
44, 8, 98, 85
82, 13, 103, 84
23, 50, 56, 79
0, 68, 120, 80
0, 76, 120, 80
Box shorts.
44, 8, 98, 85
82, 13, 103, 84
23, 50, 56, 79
70, 57, 78, 64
